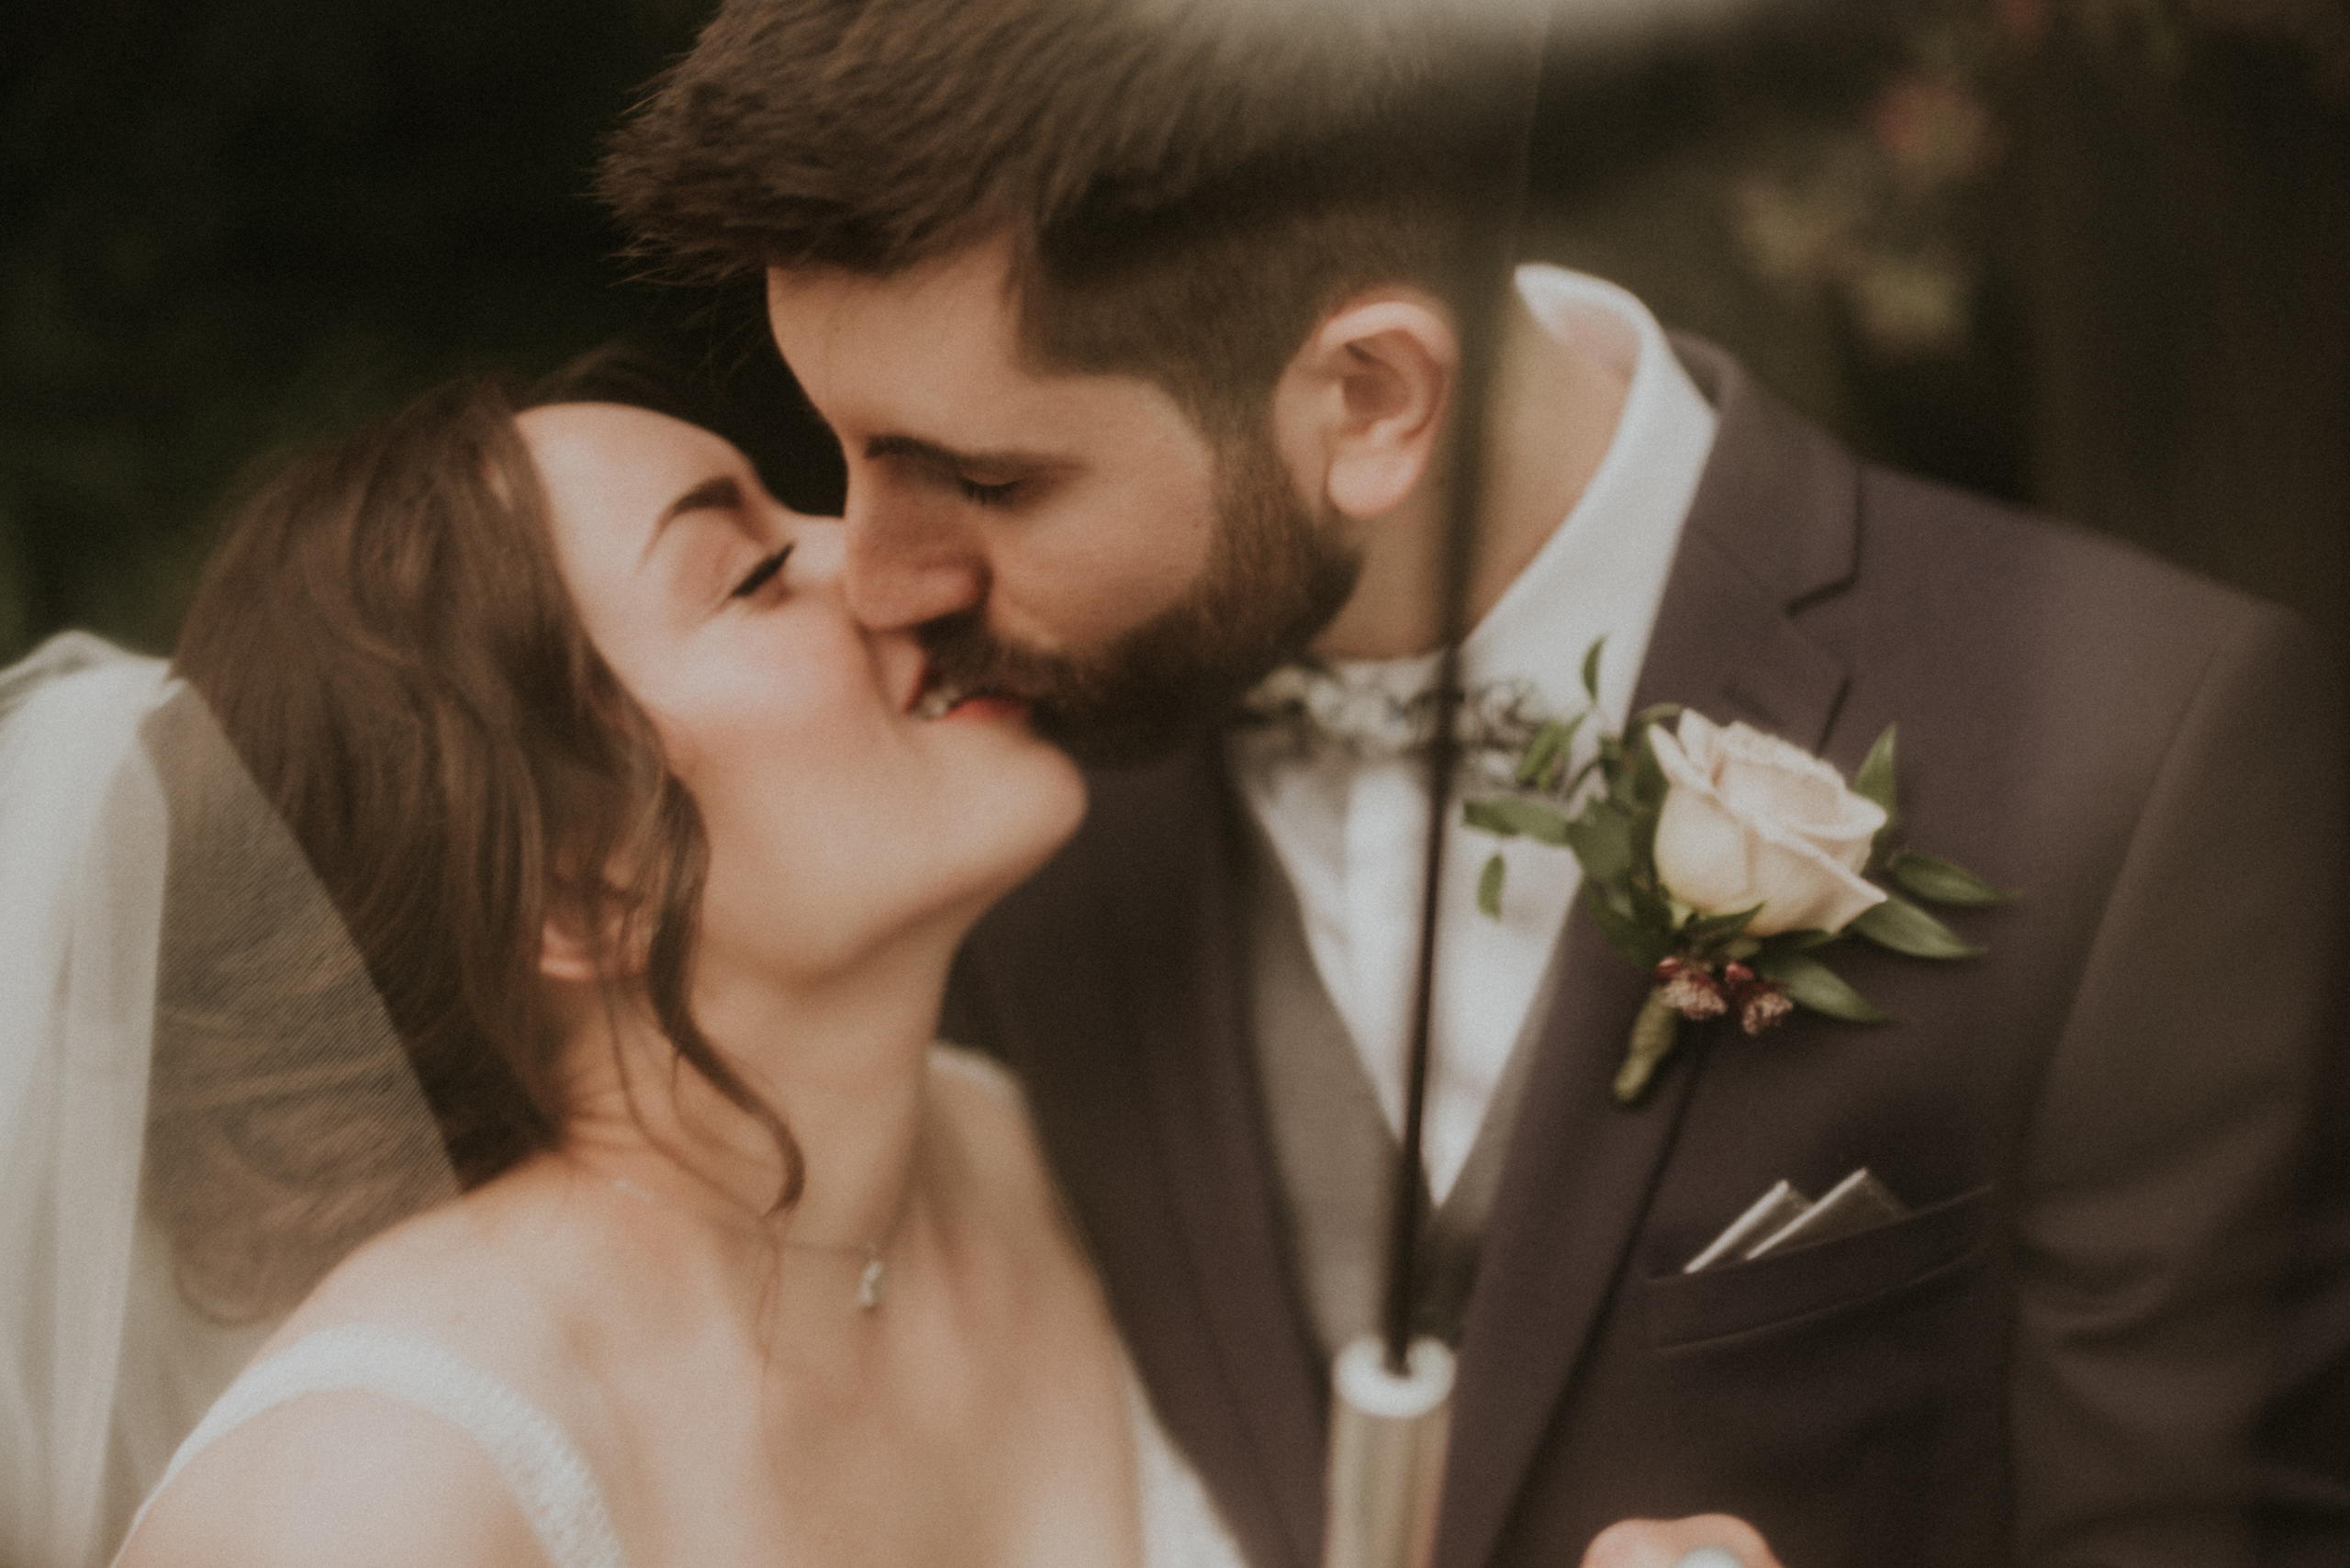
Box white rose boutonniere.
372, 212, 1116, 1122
1648, 712, 1887, 939
1465, 640, 2010, 1103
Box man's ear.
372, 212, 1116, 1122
1271, 291, 1458, 521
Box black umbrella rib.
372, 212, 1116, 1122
1379, 71, 1541, 1375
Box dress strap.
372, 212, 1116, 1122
144, 1325, 625, 1568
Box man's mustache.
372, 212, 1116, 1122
917, 612, 1090, 711
912, 610, 1220, 768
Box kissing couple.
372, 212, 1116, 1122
6, 3, 2343, 1568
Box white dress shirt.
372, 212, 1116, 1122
1233, 265, 1718, 1200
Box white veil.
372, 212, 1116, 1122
0, 633, 457, 1568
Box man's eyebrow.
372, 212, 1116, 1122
639, 474, 745, 566
864, 433, 1068, 474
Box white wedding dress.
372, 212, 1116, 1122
133, 1322, 1245, 1568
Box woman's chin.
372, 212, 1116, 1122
698, 737, 1086, 985
846, 766, 1090, 961
846, 798, 1084, 969
930, 758, 1088, 932
970, 749, 1089, 889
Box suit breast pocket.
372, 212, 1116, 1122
1642, 1184, 1996, 1353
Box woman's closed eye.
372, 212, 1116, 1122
958, 476, 1019, 509
732, 545, 793, 599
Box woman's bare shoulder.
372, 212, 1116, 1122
284, 1195, 507, 1323
246, 1169, 619, 1460
117, 1387, 543, 1568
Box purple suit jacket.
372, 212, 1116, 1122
943, 341, 2348, 1568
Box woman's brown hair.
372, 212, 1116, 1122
159, 380, 797, 1309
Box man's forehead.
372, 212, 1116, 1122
767, 239, 1014, 347
764, 243, 1189, 449
768, 244, 1016, 398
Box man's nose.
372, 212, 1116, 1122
840, 496, 987, 632
781, 516, 846, 587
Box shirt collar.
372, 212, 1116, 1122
1313, 265, 1718, 731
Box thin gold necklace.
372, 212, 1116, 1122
607, 1175, 892, 1311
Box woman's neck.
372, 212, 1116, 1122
550, 918, 963, 1289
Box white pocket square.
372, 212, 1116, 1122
1683, 1168, 1910, 1273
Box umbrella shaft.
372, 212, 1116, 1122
1324, 1336, 1455, 1568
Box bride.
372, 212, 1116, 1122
9, 378, 1237, 1567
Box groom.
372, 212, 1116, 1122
603, 2, 2347, 1563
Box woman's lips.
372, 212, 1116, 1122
934, 692, 1031, 723
907, 660, 1028, 722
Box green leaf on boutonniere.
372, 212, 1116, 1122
1856, 724, 1900, 866
1581, 636, 1606, 701
1627, 875, 1675, 933
1602, 764, 1635, 818
1628, 805, 1663, 877
1750, 949, 1892, 1023
1682, 903, 1764, 946
1629, 702, 1685, 732
1515, 714, 1583, 790
1887, 851, 2013, 907
1463, 797, 1572, 845
1849, 892, 1984, 959
1855, 724, 1898, 813
1584, 882, 1674, 968
1477, 852, 1506, 918
1745, 925, 1836, 966
1628, 728, 1667, 808
1562, 805, 1635, 885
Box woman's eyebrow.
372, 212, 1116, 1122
639, 474, 745, 566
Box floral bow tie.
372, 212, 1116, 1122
1230, 661, 1551, 768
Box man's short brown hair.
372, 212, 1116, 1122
599, 0, 1539, 436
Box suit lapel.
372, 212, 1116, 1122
1435, 340, 1860, 1568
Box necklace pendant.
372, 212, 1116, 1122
856, 1250, 886, 1311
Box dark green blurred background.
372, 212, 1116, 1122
5, 0, 2345, 666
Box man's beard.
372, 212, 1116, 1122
917, 431, 1361, 769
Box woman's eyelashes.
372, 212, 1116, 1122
958, 476, 1019, 509
731, 545, 793, 599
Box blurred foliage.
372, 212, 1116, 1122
3, 0, 2344, 665
1527, 0, 2349, 647
1716, 0, 2348, 364
1, 0, 715, 657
